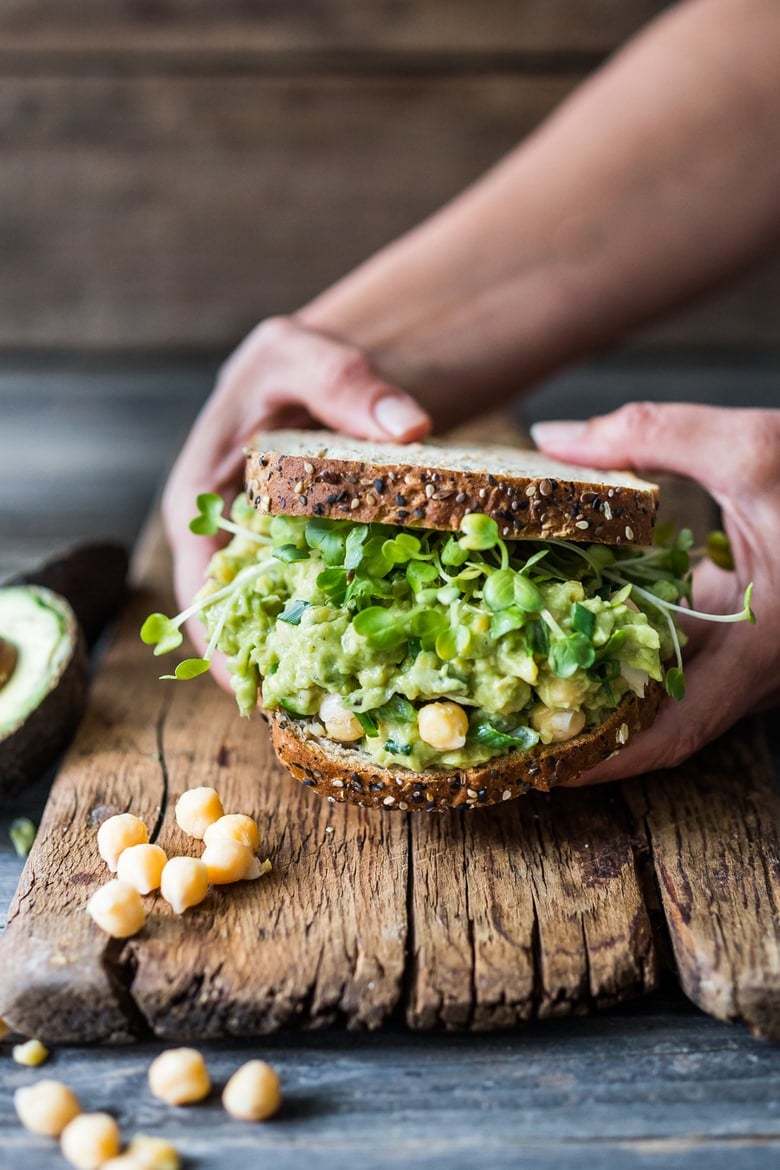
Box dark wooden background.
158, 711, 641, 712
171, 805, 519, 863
1, 0, 779, 354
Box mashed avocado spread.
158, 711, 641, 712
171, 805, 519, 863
192, 496, 688, 773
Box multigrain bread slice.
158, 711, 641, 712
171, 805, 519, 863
245, 431, 659, 545
268, 682, 665, 811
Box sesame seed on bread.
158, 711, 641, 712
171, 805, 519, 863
268, 682, 665, 811
245, 431, 658, 545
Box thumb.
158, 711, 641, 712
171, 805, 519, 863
530, 402, 751, 499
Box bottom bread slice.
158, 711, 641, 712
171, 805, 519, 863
268, 682, 665, 811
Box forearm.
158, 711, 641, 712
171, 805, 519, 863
299, 0, 780, 427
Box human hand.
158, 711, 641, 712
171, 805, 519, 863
531, 402, 780, 784
162, 315, 431, 660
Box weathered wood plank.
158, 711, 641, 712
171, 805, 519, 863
408, 790, 658, 1029
2, 72, 778, 352
624, 729, 780, 1041
2, 1010, 780, 1170
0, 2, 668, 56
0, 522, 409, 1039
1, 408, 778, 1042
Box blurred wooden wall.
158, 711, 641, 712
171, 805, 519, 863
1, 1, 778, 352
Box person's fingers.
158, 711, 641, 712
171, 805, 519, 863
530, 402, 776, 503
215, 316, 432, 448
563, 618, 761, 786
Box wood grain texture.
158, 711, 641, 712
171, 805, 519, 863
0, 411, 778, 1040
2, 1011, 780, 1169
624, 734, 780, 1040
2, 70, 779, 352
0, 1, 667, 57
2, 515, 777, 1040
0, 73, 571, 350
407, 790, 658, 1029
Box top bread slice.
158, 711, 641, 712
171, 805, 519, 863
245, 430, 659, 545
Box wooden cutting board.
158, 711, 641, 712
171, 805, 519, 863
1, 479, 778, 1043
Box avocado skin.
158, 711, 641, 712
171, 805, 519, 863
0, 590, 88, 804
9, 542, 128, 648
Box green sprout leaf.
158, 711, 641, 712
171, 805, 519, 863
459, 513, 499, 551
140, 612, 184, 656
10, 817, 37, 858
278, 599, 311, 625
513, 575, 545, 613
382, 533, 421, 565
189, 492, 225, 536
411, 609, 448, 640
572, 602, 596, 638
665, 666, 686, 700
273, 543, 309, 563
379, 695, 417, 724
305, 518, 346, 565
490, 606, 528, 640
549, 633, 596, 678
160, 657, 210, 681
316, 567, 348, 604
352, 607, 408, 650
406, 561, 438, 591
441, 537, 469, 567
435, 625, 471, 661
470, 719, 539, 753
743, 582, 756, 624
344, 524, 369, 571
483, 570, 516, 612
706, 530, 735, 571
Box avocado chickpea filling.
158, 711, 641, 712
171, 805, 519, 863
142, 493, 754, 774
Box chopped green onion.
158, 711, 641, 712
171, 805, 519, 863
278, 599, 311, 625
384, 739, 412, 756
355, 710, 380, 737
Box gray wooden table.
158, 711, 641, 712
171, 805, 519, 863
1, 357, 779, 1170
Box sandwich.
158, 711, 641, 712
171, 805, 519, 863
143, 431, 753, 811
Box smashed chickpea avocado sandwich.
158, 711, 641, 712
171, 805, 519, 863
142, 432, 753, 811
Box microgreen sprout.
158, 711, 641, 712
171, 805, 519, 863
144, 495, 757, 742
190, 492, 271, 544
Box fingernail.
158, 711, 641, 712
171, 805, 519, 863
373, 395, 429, 439
530, 420, 587, 447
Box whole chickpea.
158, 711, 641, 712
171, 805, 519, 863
417, 701, 469, 751
117, 843, 168, 895
203, 814, 260, 853
160, 857, 209, 915
87, 880, 146, 938
97, 814, 148, 873
148, 1048, 211, 1106
174, 787, 224, 840
60, 1112, 121, 1170
14, 1079, 81, 1137
222, 1060, 282, 1122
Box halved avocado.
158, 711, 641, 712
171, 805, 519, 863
0, 586, 87, 802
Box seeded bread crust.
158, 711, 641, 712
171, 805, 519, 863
245, 431, 659, 545
267, 682, 665, 811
